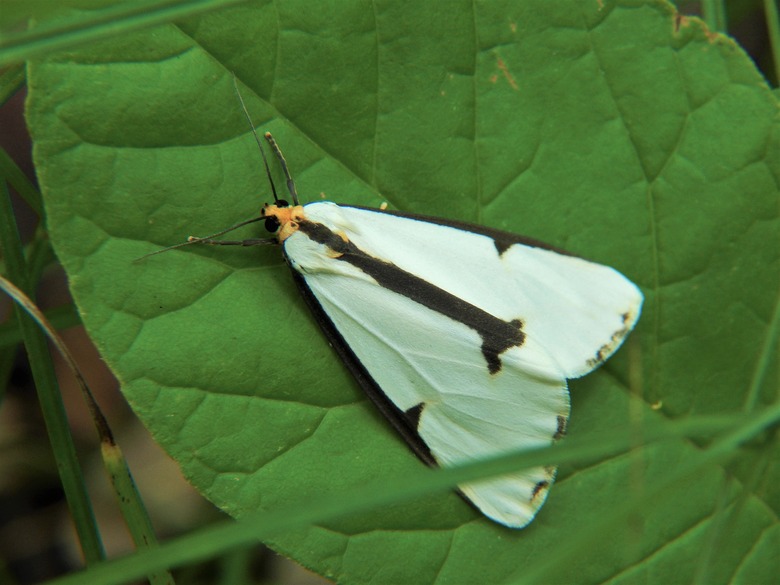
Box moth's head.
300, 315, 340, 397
262, 202, 306, 243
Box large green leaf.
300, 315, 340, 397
26, 0, 778, 583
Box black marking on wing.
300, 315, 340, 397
585, 311, 637, 369
404, 402, 426, 430
553, 415, 568, 440
298, 220, 526, 374
531, 480, 550, 501
481, 318, 525, 375
343, 205, 576, 258
286, 268, 437, 467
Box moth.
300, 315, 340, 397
153, 120, 643, 529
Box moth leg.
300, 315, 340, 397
187, 236, 276, 247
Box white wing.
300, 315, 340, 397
303, 273, 569, 527
282, 202, 642, 528
305, 202, 643, 378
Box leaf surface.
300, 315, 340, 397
27, 1, 779, 583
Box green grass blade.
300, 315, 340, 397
0, 147, 43, 216
0, 64, 25, 105
766, 0, 780, 82
0, 270, 174, 585
0, 0, 249, 66
101, 442, 175, 585
512, 402, 780, 584
44, 411, 766, 585
702, 0, 728, 31
0, 180, 105, 564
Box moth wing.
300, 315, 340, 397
306, 202, 643, 379
294, 269, 570, 528
288, 202, 642, 527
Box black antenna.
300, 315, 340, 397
136, 76, 291, 262
264, 132, 299, 206
232, 74, 281, 204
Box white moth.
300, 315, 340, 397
264, 197, 642, 528
160, 126, 643, 529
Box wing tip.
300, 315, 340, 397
585, 298, 643, 370
459, 465, 559, 529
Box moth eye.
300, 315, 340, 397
264, 216, 280, 233
277, 199, 290, 208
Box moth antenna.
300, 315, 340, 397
134, 216, 266, 262
232, 74, 281, 204
264, 132, 299, 206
